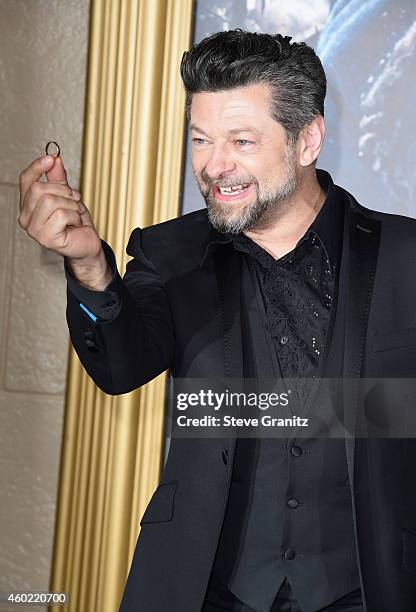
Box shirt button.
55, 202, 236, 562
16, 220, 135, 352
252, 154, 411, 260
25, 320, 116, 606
291, 445, 302, 457
280, 335, 289, 345
287, 498, 299, 509
284, 548, 296, 560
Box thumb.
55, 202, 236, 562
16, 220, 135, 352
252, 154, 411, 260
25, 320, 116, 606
45, 155, 68, 184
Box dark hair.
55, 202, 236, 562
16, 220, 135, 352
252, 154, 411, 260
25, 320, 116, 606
180, 29, 326, 143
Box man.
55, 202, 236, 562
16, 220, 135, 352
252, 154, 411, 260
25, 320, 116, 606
18, 30, 416, 612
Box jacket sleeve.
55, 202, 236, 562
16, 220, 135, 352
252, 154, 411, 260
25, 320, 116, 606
65, 228, 175, 395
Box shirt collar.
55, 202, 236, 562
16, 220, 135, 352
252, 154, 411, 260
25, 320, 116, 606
199, 169, 343, 268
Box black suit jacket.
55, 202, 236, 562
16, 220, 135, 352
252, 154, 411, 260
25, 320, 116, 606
66, 175, 416, 612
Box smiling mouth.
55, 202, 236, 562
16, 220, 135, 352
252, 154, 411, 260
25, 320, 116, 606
212, 183, 254, 201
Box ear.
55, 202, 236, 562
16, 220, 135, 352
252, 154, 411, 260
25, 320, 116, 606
298, 115, 325, 167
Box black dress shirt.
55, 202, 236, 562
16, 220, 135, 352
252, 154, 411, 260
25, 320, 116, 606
227, 170, 343, 420
232, 188, 340, 381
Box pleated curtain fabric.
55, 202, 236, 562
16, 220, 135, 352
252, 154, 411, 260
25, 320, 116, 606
49, 2, 194, 611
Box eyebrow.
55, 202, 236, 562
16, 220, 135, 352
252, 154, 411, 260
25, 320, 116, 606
190, 124, 259, 136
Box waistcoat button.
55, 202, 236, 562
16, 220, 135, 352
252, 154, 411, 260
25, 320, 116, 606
284, 548, 296, 560
287, 498, 299, 509
291, 445, 302, 457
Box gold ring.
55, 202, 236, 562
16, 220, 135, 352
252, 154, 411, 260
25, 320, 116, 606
45, 141, 61, 157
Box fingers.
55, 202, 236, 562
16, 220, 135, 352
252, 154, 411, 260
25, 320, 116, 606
18, 181, 81, 229
24, 194, 84, 239
77, 200, 95, 228
45, 155, 68, 184
28, 207, 83, 251
18, 154, 100, 258
19, 155, 56, 207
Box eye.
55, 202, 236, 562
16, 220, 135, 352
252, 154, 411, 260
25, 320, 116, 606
192, 137, 208, 145
235, 139, 252, 147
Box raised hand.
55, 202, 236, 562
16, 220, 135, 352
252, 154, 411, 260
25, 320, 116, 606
18, 154, 112, 290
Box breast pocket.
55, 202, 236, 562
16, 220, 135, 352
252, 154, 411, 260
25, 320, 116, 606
140, 481, 178, 525
371, 327, 416, 352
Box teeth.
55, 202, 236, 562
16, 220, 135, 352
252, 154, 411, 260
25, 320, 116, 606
218, 183, 250, 195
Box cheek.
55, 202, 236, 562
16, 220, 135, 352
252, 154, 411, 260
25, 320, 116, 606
239, 151, 278, 181
192, 149, 210, 172
191, 152, 201, 173
260, 152, 291, 184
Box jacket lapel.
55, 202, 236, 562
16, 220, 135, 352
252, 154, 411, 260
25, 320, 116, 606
214, 245, 244, 455
341, 194, 381, 485
214, 245, 244, 379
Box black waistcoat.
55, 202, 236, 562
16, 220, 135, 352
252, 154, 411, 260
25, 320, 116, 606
210, 251, 361, 612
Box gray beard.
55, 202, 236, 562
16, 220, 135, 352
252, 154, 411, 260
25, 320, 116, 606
196, 149, 298, 235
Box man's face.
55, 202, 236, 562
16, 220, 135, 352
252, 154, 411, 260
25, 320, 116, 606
190, 83, 298, 234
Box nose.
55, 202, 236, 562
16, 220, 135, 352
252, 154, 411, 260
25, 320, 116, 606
204, 144, 237, 180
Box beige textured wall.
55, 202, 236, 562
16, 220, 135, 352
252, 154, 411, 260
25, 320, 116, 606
0, 0, 90, 608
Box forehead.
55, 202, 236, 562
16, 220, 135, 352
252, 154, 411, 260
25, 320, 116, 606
190, 83, 273, 126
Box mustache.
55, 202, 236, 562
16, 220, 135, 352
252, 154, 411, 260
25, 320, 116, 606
199, 168, 256, 188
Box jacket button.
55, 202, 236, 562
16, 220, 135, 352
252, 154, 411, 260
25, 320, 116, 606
291, 445, 302, 457
222, 449, 228, 465
85, 339, 99, 353
287, 498, 299, 509
284, 548, 296, 560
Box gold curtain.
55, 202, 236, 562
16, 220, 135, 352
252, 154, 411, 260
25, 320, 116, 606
49, 1, 194, 610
